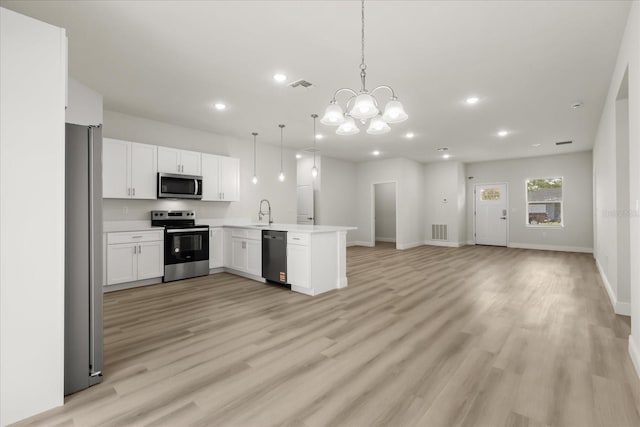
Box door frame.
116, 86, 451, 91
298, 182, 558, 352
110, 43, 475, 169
473, 182, 510, 246
370, 181, 399, 249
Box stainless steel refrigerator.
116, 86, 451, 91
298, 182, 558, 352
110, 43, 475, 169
64, 123, 103, 395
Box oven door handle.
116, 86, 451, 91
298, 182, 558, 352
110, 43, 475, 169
166, 227, 209, 233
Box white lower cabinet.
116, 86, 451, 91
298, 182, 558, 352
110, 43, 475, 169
287, 243, 310, 289
209, 227, 224, 268
106, 230, 164, 285
230, 229, 262, 277
106, 243, 137, 284
136, 241, 164, 280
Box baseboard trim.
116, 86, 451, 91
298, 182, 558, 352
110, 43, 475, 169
629, 336, 640, 380
349, 241, 374, 247
396, 241, 424, 250
508, 242, 593, 253
466, 240, 475, 246
375, 237, 397, 243
103, 277, 162, 292
595, 258, 631, 316
423, 240, 463, 248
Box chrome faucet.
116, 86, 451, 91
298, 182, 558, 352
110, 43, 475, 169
258, 199, 273, 224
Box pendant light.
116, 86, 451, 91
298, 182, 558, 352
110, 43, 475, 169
251, 132, 258, 184
278, 124, 285, 182
311, 114, 319, 178
321, 0, 407, 135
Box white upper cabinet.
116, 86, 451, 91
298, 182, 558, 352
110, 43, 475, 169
103, 138, 157, 199
219, 156, 240, 201
157, 147, 201, 175
180, 150, 202, 175
201, 153, 240, 201
201, 153, 222, 201
103, 138, 130, 199
130, 143, 157, 199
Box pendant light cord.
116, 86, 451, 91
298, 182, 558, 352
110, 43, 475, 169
360, 0, 367, 92
252, 132, 257, 176
279, 124, 285, 171
312, 114, 317, 167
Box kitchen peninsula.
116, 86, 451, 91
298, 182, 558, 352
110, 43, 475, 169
104, 220, 356, 296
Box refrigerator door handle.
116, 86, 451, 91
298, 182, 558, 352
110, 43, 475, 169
88, 126, 98, 377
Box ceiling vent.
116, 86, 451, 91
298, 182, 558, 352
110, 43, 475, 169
555, 140, 573, 146
289, 79, 313, 88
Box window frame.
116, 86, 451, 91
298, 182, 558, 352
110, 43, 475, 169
525, 176, 564, 228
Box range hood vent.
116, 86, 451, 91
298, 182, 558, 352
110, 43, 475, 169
289, 79, 313, 88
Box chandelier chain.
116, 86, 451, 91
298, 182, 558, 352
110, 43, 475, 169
360, 0, 366, 71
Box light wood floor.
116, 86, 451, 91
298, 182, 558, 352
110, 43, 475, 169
15, 243, 640, 427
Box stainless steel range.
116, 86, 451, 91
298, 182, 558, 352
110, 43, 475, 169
151, 210, 209, 282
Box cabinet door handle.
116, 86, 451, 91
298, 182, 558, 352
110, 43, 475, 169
138, 244, 141, 253
127, 188, 131, 196
242, 241, 246, 249
133, 245, 137, 254
132, 187, 135, 197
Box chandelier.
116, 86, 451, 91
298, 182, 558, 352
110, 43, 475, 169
321, 0, 408, 135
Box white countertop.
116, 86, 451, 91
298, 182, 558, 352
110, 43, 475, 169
104, 220, 355, 234
103, 221, 164, 233
224, 223, 356, 233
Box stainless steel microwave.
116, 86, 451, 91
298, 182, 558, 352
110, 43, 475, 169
157, 173, 203, 199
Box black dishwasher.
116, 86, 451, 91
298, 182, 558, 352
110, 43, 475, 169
262, 230, 288, 286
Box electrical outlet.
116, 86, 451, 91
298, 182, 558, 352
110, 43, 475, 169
121, 207, 128, 215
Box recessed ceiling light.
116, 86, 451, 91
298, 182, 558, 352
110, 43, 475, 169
315, 134, 324, 140
273, 73, 287, 82
465, 96, 479, 105
498, 130, 509, 137
532, 143, 541, 147
571, 101, 583, 109
214, 103, 226, 110
436, 147, 449, 152
405, 132, 415, 139
442, 154, 451, 159
372, 150, 380, 156
295, 153, 302, 159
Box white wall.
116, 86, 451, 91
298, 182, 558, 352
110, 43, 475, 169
592, 1, 639, 377
424, 161, 467, 246
355, 158, 425, 248
314, 156, 357, 243
102, 110, 297, 225
374, 182, 396, 242
0, 8, 66, 426
66, 78, 103, 126
465, 151, 593, 252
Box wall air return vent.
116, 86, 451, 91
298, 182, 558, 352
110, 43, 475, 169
289, 79, 313, 88
555, 140, 573, 146
431, 224, 448, 241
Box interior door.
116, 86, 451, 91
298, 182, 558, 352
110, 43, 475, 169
475, 183, 508, 246
297, 185, 314, 224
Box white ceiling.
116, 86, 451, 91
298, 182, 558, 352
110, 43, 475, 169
1, 0, 631, 163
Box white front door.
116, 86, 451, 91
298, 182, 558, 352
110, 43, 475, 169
475, 183, 508, 246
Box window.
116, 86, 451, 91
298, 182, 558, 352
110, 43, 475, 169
481, 188, 501, 201
526, 177, 563, 226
